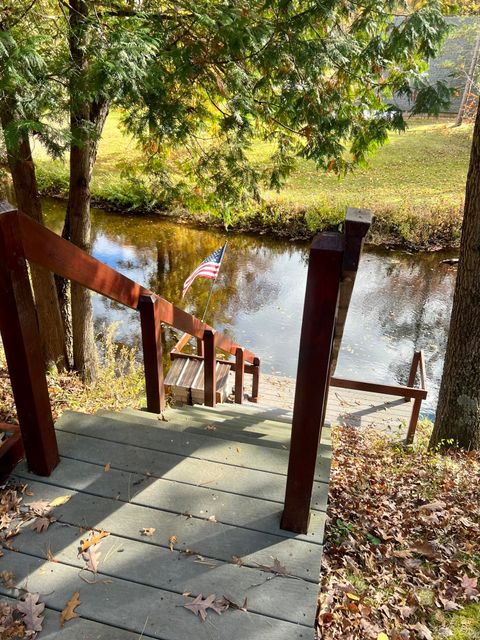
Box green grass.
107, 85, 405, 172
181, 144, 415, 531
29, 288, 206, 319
435, 605, 480, 639
34, 112, 473, 248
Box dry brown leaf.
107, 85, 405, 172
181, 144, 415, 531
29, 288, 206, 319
104, 463, 111, 472
141, 527, 155, 536
80, 529, 109, 552
32, 516, 55, 533
183, 594, 228, 621
0, 571, 15, 588
412, 622, 433, 640
60, 591, 81, 627
82, 543, 101, 574
256, 558, 287, 575
207, 515, 217, 523
47, 546, 58, 563
168, 535, 177, 551
16, 592, 44, 633
411, 541, 440, 559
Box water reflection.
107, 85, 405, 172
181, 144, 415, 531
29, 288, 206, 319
44, 199, 456, 414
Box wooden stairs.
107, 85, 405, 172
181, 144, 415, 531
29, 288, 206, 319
4, 403, 331, 639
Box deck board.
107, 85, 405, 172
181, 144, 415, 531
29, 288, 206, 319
5, 404, 328, 639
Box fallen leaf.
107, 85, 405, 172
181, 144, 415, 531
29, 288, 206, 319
17, 592, 44, 633
256, 558, 287, 575
141, 527, 155, 536
183, 594, 228, 621
60, 592, 81, 627
346, 592, 360, 601
47, 546, 58, 563
0, 571, 15, 588
231, 555, 243, 566
49, 495, 71, 508
169, 535, 177, 551
82, 543, 101, 574
461, 575, 478, 598
104, 463, 111, 472
80, 529, 109, 551
412, 622, 433, 640
411, 541, 439, 559
377, 633, 389, 640
207, 515, 217, 523
32, 516, 55, 533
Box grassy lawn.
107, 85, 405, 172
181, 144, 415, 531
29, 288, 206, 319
34, 112, 473, 248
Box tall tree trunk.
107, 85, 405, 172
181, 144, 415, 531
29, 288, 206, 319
430, 106, 480, 450
67, 0, 109, 382
0, 108, 67, 372
455, 30, 480, 127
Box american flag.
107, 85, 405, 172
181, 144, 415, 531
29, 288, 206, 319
182, 242, 227, 298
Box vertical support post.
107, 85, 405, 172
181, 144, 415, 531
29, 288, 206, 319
139, 294, 165, 413
251, 356, 260, 403
0, 209, 59, 475
405, 351, 420, 401
204, 329, 216, 407
406, 396, 422, 445
196, 338, 204, 357
330, 208, 372, 376
234, 347, 245, 404
281, 233, 344, 534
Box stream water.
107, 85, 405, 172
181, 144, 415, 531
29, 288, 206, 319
44, 199, 458, 416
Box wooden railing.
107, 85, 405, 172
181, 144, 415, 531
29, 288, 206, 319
281, 208, 428, 534
0, 204, 259, 476
170, 333, 260, 404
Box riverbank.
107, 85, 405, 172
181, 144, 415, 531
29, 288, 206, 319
33, 113, 472, 251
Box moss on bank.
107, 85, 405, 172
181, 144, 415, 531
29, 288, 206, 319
33, 114, 471, 250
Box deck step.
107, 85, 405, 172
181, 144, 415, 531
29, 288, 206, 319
7, 403, 330, 639
96, 405, 332, 448
165, 357, 231, 404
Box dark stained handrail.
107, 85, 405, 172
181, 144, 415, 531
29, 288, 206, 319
14, 212, 256, 363
0, 204, 259, 475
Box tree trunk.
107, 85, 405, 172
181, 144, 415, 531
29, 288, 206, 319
67, 0, 109, 382
430, 105, 480, 450
455, 30, 480, 127
0, 108, 67, 372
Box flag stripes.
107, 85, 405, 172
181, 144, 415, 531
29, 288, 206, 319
182, 243, 227, 298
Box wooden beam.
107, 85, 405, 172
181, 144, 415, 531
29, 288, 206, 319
0, 212, 59, 476
139, 295, 166, 413
330, 376, 427, 400
281, 232, 344, 534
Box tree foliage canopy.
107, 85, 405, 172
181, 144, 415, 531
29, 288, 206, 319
1, 0, 452, 218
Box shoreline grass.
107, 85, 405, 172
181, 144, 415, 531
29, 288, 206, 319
32, 113, 472, 250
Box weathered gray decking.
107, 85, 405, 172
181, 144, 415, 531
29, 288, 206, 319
4, 404, 330, 639
236, 372, 419, 437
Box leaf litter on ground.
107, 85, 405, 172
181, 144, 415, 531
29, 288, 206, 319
317, 425, 480, 640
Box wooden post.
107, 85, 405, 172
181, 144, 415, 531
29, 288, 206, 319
139, 294, 165, 413
0, 208, 59, 475
405, 351, 420, 401
406, 396, 422, 445
281, 233, 344, 534
235, 347, 245, 404
204, 329, 216, 407
251, 356, 260, 403
330, 208, 372, 376
196, 338, 204, 357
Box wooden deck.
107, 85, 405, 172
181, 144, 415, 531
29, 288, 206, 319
229, 372, 421, 438
3, 404, 330, 639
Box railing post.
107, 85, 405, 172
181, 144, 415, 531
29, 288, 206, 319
406, 396, 422, 445
196, 338, 204, 357
234, 347, 245, 404
251, 356, 260, 403
139, 294, 166, 413
330, 208, 372, 375
281, 232, 344, 534
203, 329, 216, 407
0, 207, 59, 476
405, 351, 421, 401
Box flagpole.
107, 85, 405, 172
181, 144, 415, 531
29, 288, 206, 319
201, 241, 227, 323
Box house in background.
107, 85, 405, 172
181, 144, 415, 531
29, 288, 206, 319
389, 16, 479, 114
